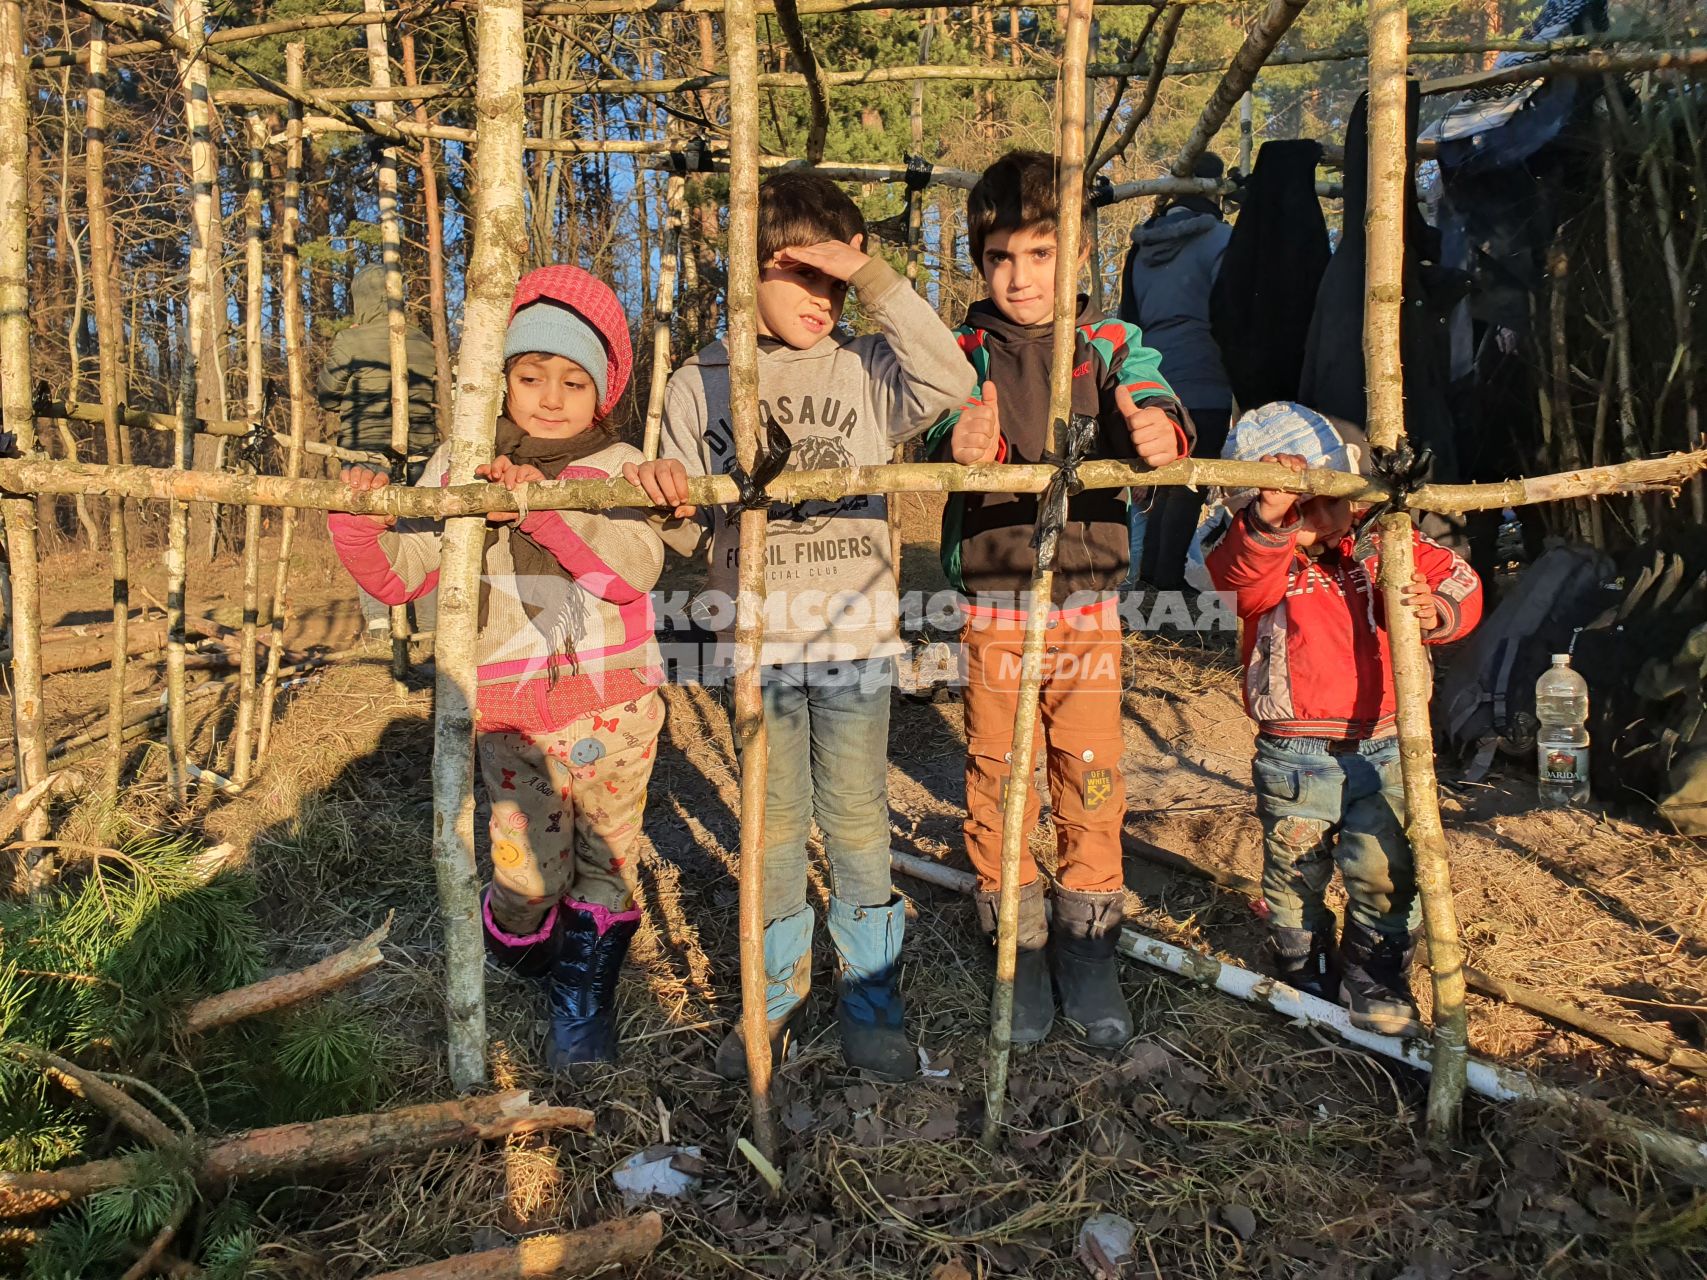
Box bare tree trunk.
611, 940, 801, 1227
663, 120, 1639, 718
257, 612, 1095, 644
255, 44, 309, 764
433, 0, 528, 1090
402, 33, 452, 442
231, 115, 266, 787
1363, 0, 1468, 1143
168, 0, 217, 805
981, 0, 1092, 1152
723, 0, 780, 1166
0, 0, 46, 839
85, 18, 131, 803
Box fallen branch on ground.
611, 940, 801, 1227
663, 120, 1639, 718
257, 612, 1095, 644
367, 1211, 664, 1279
182, 914, 392, 1034
0, 1089, 595, 1218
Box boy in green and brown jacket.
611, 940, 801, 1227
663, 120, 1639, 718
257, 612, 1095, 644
925, 150, 1192, 1050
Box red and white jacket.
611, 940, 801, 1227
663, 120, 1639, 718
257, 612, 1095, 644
1206, 507, 1483, 740
329, 437, 665, 736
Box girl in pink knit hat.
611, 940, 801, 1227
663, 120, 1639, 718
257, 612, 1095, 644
330, 265, 667, 1075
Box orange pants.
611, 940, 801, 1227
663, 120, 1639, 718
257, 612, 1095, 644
961, 599, 1127, 894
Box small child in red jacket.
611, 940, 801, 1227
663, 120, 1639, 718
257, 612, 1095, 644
1204, 403, 1482, 1035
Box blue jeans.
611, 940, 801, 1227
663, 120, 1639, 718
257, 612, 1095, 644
1251, 734, 1419, 937
736, 657, 896, 922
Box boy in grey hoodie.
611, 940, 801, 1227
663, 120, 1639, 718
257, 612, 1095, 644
625, 171, 967, 1080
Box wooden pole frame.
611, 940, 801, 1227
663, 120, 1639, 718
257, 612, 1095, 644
431, 0, 527, 1092
724, 0, 780, 1167
254, 48, 309, 764
167, 0, 216, 807
230, 114, 267, 788
402, 32, 454, 442
640, 173, 683, 461
84, 17, 130, 805
981, 0, 1093, 1152
365, 0, 414, 690
1362, 0, 1469, 1142
0, 0, 45, 844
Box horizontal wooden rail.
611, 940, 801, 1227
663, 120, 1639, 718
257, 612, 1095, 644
208, 35, 1700, 108
2, 449, 1702, 519
39, 401, 390, 468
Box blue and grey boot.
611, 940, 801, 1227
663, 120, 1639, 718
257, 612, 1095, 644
827, 895, 918, 1080
715, 905, 813, 1080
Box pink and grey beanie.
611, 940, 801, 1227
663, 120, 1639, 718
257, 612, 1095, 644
506, 266, 634, 419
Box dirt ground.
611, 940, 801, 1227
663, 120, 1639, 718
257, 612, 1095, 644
13, 504, 1707, 1278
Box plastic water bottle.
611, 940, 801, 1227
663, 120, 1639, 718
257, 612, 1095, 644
1535, 654, 1590, 806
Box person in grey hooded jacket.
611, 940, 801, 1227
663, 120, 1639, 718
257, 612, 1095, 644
1118, 152, 1233, 591
317, 263, 441, 465
317, 263, 442, 629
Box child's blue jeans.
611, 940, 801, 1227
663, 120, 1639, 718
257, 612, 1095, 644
736, 657, 896, 923
1251, 732, 1420, 938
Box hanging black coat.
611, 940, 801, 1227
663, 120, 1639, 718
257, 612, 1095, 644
1298, 85, 1463, 482
1209, 139, 1330, 412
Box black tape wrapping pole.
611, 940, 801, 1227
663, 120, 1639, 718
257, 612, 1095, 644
727, 411, 794, 511
1031, 412, 1100, 572
1352, 442, 1434, 556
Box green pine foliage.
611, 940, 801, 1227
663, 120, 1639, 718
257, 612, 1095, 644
2, 834, 396, 1275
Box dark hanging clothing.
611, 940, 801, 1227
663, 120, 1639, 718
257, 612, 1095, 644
1209, 140, 1330, 411
1298, 86, 1463, 483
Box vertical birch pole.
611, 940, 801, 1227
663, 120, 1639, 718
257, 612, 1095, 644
725, 0, 779, 1163
640, 173, 682, 461
434, 0, 526, 1090
230, 115, 266, 787
168, 0, 215, 805
86, 18, 131, 803
402, 32, 452, 442
365, 0, 412, 689
255, 44, 307, 763
981, 0, 1092, 1151
1596, 109, 1647, 538
1362, 0, 1468, 1142
0, 0, 46, 835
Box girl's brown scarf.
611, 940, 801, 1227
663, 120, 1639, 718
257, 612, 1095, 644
477, 417, 610, 637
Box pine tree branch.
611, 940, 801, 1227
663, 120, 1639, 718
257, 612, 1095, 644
1, 1043, 176, 1148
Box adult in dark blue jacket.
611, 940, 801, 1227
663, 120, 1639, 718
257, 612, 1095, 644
1119, 153, 1232, 591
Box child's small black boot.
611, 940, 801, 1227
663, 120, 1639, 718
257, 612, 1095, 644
545, 900, 640, 1073
1339, 918, 1422, 1036
1049, 887, 1134, 1049
974, 878, 1055, 1045
481, 891, 558, 980
1269, 924, 1339, 1002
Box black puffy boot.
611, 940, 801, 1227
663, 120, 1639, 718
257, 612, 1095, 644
1339, 918, 1422, 1036
1049, 887, 1134, 1049
545, 900, 641, 1073
481, 890, 558, 980
1269, 924, 1339, 1002
974, 878, 1054, 1045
